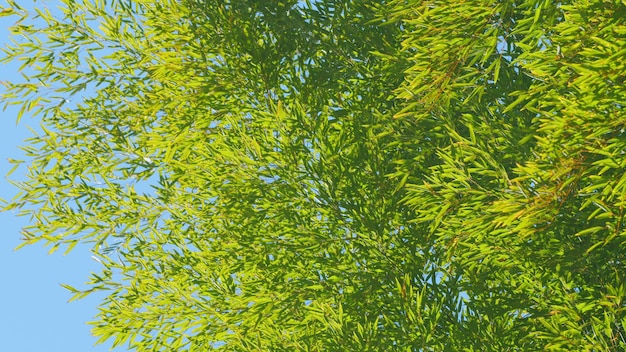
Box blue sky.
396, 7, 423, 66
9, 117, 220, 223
0, 2, 126, 351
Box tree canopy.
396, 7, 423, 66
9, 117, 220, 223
1, 0, 625, 350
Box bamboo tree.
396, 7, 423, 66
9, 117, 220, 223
2, 0, 625, 350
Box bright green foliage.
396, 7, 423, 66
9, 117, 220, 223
2, 0, 625, 350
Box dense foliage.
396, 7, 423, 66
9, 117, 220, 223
2, 0, 625, 350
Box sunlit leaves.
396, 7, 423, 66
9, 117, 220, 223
2, 0, 625, 350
